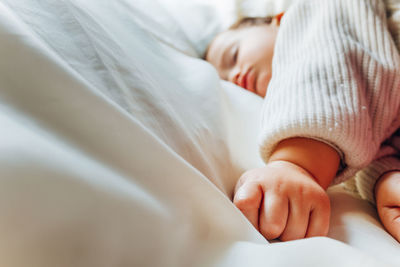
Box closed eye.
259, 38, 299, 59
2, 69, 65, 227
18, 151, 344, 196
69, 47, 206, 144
232, 45, 239, 64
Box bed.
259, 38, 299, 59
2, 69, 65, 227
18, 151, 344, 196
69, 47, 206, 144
0, 0, 399, 266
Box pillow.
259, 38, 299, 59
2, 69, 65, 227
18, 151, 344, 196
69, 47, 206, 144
129, 0, 237, 58
133, 0, 294, 57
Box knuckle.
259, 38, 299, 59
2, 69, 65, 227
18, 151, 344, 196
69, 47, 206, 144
233, 195, 258, 211
261, 222, 284, 240
237, 173, 260, 191
318, 192, 331, 208
264, 177, 286, 194
309, 188, 329, 203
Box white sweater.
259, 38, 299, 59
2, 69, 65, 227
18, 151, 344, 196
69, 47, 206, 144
260, 0, 400, 203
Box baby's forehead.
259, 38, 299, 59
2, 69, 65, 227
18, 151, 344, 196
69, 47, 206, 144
216, 28, 241, 43
213, 26, 255, 49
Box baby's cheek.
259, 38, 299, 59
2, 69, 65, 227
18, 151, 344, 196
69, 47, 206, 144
257, 72, 271, 98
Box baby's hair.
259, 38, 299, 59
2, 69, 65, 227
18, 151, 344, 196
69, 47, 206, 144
203, 15, 273, 60
229, 16, 274, 30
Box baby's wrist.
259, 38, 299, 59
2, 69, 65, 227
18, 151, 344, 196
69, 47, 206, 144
269, 137, 340, 189
267, 160, 317, 181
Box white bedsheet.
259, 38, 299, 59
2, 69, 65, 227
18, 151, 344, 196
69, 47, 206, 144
0, 0, 399, 266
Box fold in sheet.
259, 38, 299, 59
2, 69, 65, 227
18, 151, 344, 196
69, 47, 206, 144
0, 1, 398, 266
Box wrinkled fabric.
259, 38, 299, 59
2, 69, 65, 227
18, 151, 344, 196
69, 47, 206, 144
0, 1, 399, 266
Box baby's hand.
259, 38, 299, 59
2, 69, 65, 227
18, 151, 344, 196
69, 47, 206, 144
233, 160, 330, 241
375, 171, 400, 242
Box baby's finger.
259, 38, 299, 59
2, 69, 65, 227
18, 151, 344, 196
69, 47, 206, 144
233, 182, 263, 230
259, 194, 288, 240
379, 206, 400, 242
306, 199, 330, 238
280, 197, 309, 241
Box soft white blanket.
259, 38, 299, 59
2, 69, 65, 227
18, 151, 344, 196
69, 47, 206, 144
0, 0, 399, 266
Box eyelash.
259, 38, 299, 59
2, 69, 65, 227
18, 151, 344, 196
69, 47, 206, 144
232, 46, 239, 64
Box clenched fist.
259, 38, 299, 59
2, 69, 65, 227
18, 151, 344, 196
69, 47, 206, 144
375, 171, 400, 242
233, 160, 331, 241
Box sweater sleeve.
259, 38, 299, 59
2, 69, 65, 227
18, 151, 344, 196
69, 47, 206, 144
259, 0, 400, 184
355, 130, 400, 204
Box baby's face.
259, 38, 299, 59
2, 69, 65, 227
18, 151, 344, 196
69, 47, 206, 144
206, 23, 279, 97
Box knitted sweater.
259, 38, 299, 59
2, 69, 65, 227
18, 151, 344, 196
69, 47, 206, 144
259, 0, 400, 203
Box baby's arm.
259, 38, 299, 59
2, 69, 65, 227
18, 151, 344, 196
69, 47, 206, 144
234, 137, 340, 241
259, 0, 400, 188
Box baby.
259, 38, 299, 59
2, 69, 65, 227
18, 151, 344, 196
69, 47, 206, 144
205, 0, 400, 242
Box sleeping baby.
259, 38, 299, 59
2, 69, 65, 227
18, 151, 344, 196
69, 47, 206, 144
205, 0, 400, 242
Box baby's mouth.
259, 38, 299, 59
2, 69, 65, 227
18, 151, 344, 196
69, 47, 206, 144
242, 73, 248, 90
243, 68, 256, 93
236, 68, 257, 93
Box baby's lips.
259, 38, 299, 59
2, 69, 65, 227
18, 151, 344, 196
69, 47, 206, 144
237, 70, 248, 90
237, 71, 246, 89
246, 68, 256, 93
236, 68, 256, 93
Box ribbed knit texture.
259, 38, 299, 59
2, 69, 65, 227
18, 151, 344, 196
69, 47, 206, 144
355, 156, 400, 204
259, 0, 400, 195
